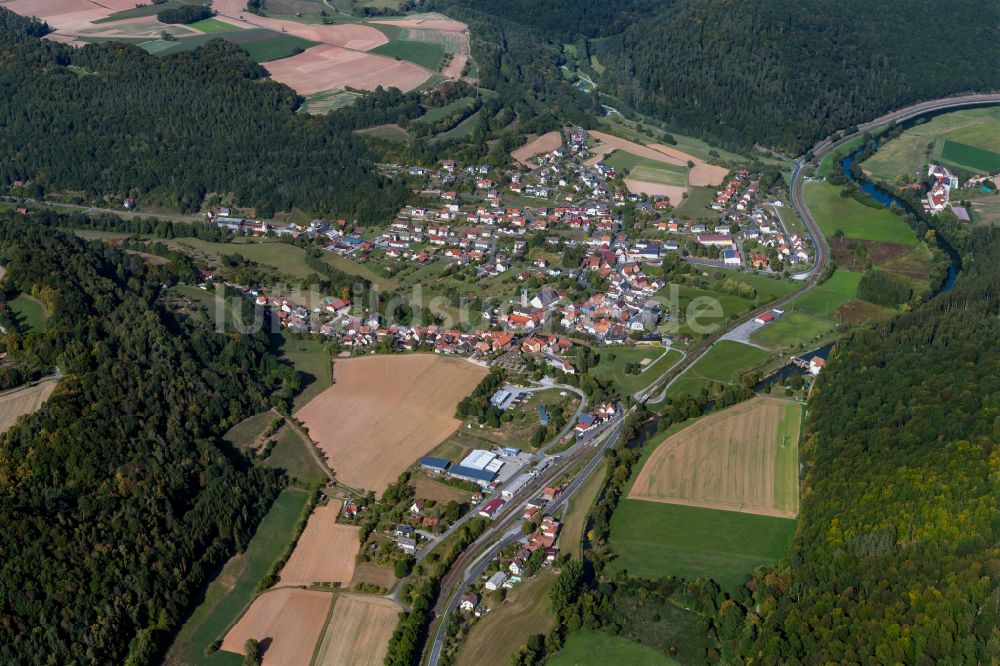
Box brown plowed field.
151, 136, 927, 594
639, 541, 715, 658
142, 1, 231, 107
212, 7, 388, 50
264, 45, 431, 95
275, 501, 359, 588
629, 397, 801, 518
221, 588, 333, 666
313, 593, 401, 666
512, 131, 562, 164
296, 354, 487, 495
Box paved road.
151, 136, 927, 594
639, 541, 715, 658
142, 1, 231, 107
425, 412, 625, 666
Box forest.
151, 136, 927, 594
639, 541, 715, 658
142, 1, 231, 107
721, 226, 1000, 662
0, 9, 407, 220
0, 211, 300, 664
439, 0, 1000, 153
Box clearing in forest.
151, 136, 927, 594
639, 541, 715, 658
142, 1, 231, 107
629, 396, 802, 518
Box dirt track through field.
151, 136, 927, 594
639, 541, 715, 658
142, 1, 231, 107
0, 381, 57, 434
296, 354, 487, 495
629, 397, 801, 517
221, 588, 333, 666
313, 593, 401, 666
275, 501, 358, 588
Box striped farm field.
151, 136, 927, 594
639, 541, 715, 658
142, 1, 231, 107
629, 397, 802, 518
939, 140, 1000, 173
313, 593, 401, 666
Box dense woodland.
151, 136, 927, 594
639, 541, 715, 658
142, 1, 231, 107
0, 10, 406, 220
721, 226, 1000, 662
440, 0, 1000, 152
0, 212, 300, 664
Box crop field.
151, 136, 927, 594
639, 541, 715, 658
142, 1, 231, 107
607, 500, 796, 591
939, 140, 1000, 173
549, 630, 677, 666
0, 380, 57, 434
300, 89, 363, 114
296, 354, 486, 494
512, 131, 563, 164
350, 562, 397, 589
751, 311, 838, 350
164, 488, 312, 665
629, 397, 801, 517
589, 347, 682, 395
370, 39, 446, 70
190, 18, 234, 34
221, 588, 334, 665
224, 29, 318, 63
264, 44, 430, 95
313, 593, 401, 666
455, 573, 558, 666
805, 182, 918, 244
665, 340, 772, 399
861, 107, 1000, 182
276, 501, 358, 588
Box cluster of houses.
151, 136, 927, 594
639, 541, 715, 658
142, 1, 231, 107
926, 164, 960, 214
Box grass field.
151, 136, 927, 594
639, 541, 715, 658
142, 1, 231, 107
164, 488, 312, 666
421, 96, 477, 123
589, 347, 682, 395
92, 0, 188, 22
861, 107, 1000, 182
190, 18, 236, 34
604, 150, 687, 186
673, 184, 716, 218
665, 340, 772, 399
548, 630, 677, 666
222, 410, 276, 452
559, 460, 607, 557
271, 333, 333, 412
805, 182, 918, 244
370, 39, 446, 70
817, 135, 864, 180
607, 500, 796, 591
751, 311, 838, 350
266, 425, 329, 486
786, 269, 860, 316
629, 397, 801, 517
455, 573, 558, 666
229, 31, 318, 63
300, 89, 363, 114
0, 380, 57, 434
8, 294, 48, 333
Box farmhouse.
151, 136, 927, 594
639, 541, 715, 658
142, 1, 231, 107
754, 312, 776, 325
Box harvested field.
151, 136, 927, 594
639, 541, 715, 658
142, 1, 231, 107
0, 381, 57, 434
2, 0, 111, 32
296, 354, 486, 494
648, 143, 702, 163
586, 130, 687, 166
276, 501, 358, 588
350, 562, 396, 589
221, 588, 333, 665
412, 475, 470, 504
629, 397, 801, 518
313, 593, 401, 666
264, 44, 430, 95
512, 131, 563, 164
689, 163, 729, 186
372, 15, 467, 32
623, 179, 686, 203
212, 8, 388, 50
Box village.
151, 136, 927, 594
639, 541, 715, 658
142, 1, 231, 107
198, 128, 810, 362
